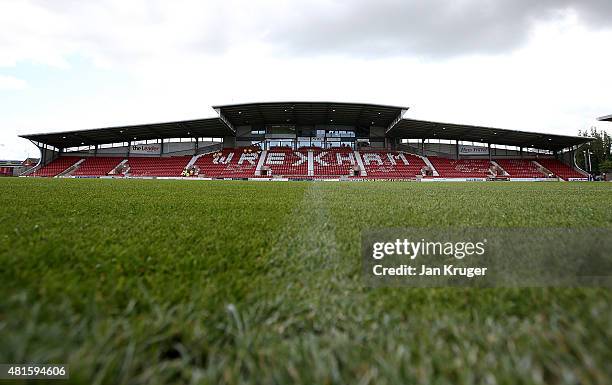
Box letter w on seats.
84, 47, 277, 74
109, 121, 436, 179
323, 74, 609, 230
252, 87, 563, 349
213, 153, 234, 164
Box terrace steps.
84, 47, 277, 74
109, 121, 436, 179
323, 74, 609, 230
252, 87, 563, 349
58, 158, 86, 177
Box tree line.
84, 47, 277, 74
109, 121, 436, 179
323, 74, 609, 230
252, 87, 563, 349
576, 127, 612, 174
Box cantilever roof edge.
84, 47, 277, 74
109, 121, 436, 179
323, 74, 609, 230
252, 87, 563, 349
598, 114, 612, 122
212, 101, 409, 128
212, 100, 410, 110
19, 117, 232, 148
388, 118, 593, 151
396, 117, 592, 140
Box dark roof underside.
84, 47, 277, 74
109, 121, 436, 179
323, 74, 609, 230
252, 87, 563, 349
18, 102, 592, 151
388, 119, 591, 151
598, 114, 612, 122
213, 101, 407, 127
20, 118, 233, 148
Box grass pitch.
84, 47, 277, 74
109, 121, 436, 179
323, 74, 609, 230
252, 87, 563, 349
1, 178, 611, 384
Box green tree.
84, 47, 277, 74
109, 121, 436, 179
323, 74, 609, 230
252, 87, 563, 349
576, 127, 612, 173
599, 159, 612, 173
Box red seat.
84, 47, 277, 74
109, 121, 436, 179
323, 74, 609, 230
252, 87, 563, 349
195, 148, 260, 178
28, 156, 82, 177
361, 151, 425, 178
312, 148, 357, 177
536, 159, 588, 180
495, 159, 546, 178
428, 157, 492, 178
126, 156, 191, 177
72, 157, 123, 176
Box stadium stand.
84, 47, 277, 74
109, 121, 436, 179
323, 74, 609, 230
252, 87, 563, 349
264, 148, 308, 177
20, 151, 592, 181
361, 151, 426, 178
27, 156, 81, 177
0, 167, 13, 176
536, 159, 587, 180
72, 157, 123, 177
19, 101, 594, 181
495, 159, 547, 178
126, 156, 191, 177
194, 148, 260, 178
312, 147, 357, 177
428, 157, 493, 178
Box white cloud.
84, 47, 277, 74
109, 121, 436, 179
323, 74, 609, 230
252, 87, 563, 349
0, 0, 255, 69
0, 75, 26, 90
3, 0, 610, 68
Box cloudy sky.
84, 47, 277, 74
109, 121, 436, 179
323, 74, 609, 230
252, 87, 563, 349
1, 0, 611, 159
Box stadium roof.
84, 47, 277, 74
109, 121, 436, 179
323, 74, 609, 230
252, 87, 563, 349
18, 101, 592, 151
212, 101, 408, 127
598, 114, 612, 122
388, 118, 591, 151
20, 117, 233, 149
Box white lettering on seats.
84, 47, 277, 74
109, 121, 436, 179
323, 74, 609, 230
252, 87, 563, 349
238, 152, 258, 165
293, 152, 307, 166
336, 152, 355, 165
213, 152, 233, 164
362, 153, 383, 165
266, 153, 285, 165
314, 152, 329, 166
387, 153, 409, 165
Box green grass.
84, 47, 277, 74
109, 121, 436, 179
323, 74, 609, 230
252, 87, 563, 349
1, 178, 611, 384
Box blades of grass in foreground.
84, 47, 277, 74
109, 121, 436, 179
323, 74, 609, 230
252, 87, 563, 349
0, 179, 610, 384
